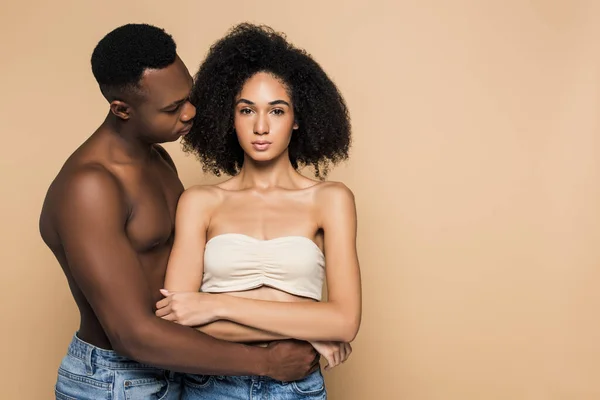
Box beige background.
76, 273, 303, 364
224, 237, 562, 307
2, 1, 600, 399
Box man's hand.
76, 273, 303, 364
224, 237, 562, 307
309, 341, 352, 371
264, 340, 320, 382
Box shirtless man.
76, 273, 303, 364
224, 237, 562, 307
39, 23, 317, 400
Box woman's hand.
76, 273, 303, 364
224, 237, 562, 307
309, 341, 352, 371
155, 289, 220, 326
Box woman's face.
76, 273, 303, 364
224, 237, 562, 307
234, 72, 298, 163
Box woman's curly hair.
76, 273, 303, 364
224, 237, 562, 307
182, 23, 351, 179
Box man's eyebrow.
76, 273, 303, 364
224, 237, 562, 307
161, 97, 188, 110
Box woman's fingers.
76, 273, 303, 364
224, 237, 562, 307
155, 303, 171, 317
342, 342, 352, 363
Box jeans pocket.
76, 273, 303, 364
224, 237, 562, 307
54, 388, 78, 400
183, 374, 213, 389
123, 372, 170, 400
55, 367, 112, 400
291, 369, 326, 396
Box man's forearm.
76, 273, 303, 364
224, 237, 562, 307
114, 316, 269, 376
196, 321, 289, 342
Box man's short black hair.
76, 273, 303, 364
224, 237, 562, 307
91, 23, 177, 100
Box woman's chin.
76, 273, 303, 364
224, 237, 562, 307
246, 152, 277, 163
242, 147, 289, 165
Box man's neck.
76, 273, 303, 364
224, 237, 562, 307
100, 113, 154, 163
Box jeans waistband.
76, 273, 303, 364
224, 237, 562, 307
67, 333, 161, 371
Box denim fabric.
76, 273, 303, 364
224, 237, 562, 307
54, 333, 182, 400
181, 368, 326, 399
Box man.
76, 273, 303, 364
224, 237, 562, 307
40, 23, 317, 400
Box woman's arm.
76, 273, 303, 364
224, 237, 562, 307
219, 183, 361, 342
163, 186, 215, 292
160, 183, 362, 342
162, 186, 290, 342
196, 321, 289, 342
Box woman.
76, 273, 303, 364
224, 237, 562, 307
156, 23, 361, 399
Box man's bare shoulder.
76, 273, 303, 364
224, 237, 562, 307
45, 162, 127, 219
39, 161, 128, 245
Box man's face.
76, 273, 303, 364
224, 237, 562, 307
132, 56, 196, 143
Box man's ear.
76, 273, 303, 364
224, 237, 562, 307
109, 100, 132, 120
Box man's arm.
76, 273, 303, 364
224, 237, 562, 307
196, 322, 352, 372
54, 166, 314, 378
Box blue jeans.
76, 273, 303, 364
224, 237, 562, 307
54, 333, 182, 400
182, 369, 327, 399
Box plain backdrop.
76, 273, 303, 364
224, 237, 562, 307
1, 1, 600, 399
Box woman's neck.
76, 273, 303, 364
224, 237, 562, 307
237, 152, 300, 190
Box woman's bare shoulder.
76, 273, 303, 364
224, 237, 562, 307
179, 184, 228, 208
311, 181, 356, 221
313, 180, 354, 200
